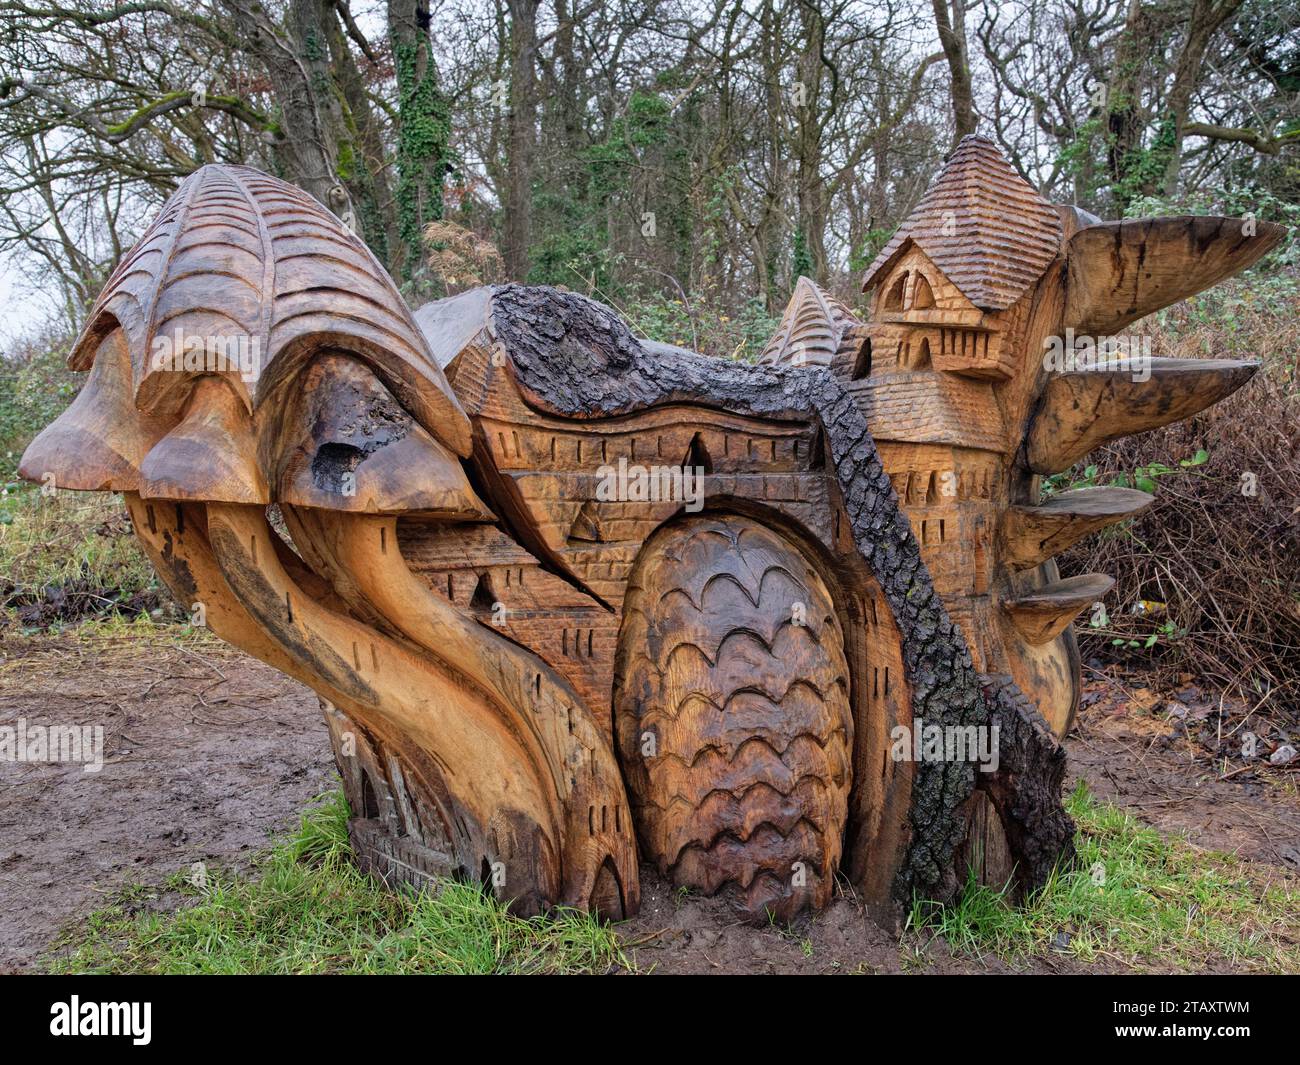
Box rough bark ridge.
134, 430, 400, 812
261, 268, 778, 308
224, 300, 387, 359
979, 674, 1077, 893
488, 283, 1073, 903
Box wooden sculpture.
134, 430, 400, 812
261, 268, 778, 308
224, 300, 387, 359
763, 136, 1283, 739
20, 139, 1280, 926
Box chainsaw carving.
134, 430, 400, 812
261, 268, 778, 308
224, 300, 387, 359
20, 137, 1279, 925
764, 136, 1283, 738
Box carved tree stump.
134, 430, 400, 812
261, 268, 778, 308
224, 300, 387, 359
21, 140, 1275, 925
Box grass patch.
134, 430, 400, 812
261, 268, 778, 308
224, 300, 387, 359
909, 781, 1299, 972
42, 783, 1296, 975
0, 486, 168, 630
46, 791, 631, 975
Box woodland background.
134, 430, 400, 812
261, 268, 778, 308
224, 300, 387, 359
0, 0, 1298, 708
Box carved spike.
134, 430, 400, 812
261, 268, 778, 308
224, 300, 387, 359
1064, 216, 1286, 335
140, 376, 269, 503
18, 330, 169, 492
272, 354, 492, 518
760, 276, 865, 369
1026, 357, 1258, 475
1002, 487, 1154, 570
1003, 573, 1114, 645
566, 500, 605, 543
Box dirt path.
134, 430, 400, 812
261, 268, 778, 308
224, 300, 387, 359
1, 630, 1295, 973
0, 630, 335, 973
1067, 672, 1300, 870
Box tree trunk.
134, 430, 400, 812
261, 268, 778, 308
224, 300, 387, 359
326, 0, 397, 265
1105, 0, 1156, 210
503, 0, 540, 280
387, 0, 452, 294
1160, 0, 1244, 193
223, 0, 353, 218
932, 0, 977, 145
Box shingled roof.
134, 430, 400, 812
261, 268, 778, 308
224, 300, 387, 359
862, 136, 1062, 312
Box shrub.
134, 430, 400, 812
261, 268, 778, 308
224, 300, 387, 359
1058, 268, 1300, 717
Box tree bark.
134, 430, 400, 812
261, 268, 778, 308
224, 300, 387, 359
503, 0, 540, 280
932, 0, 977, 145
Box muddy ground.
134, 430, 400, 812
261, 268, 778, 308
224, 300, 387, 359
1, 631, 1296, 974
0, 631, 337, 972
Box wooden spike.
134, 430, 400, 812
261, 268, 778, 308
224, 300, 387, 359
18, 330, 169, 492
1002, 487, 1154, 569
760, 275, 865, 368
566, 500, 605, 543
1003, 573, 1114, 645
1026, 357, 1258, 474
271, 354, 492, 518
1065, 216, 1286, 335
140, 376, 269, 503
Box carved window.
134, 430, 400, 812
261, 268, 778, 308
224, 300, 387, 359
884, 272, 907, 310
913, 272, 935, 309
851, 336, 872, 379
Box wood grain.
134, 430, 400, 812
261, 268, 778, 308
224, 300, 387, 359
69, 163, 472, 455
1001, 487, 1154, 570
1026, 358, 1259, 475
1064, 215, 1287, 335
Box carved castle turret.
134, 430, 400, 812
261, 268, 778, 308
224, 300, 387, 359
764, 135, 1282, 735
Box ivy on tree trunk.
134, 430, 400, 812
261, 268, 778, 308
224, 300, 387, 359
388, 0, 451, 296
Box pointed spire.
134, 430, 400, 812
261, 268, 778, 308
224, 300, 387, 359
760, 276, 866, 369
861, 135, 1062, 311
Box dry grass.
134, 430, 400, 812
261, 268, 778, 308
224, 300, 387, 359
0, 488, 167, 630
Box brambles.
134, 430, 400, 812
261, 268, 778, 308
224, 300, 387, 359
1059, 284, 1300, 712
